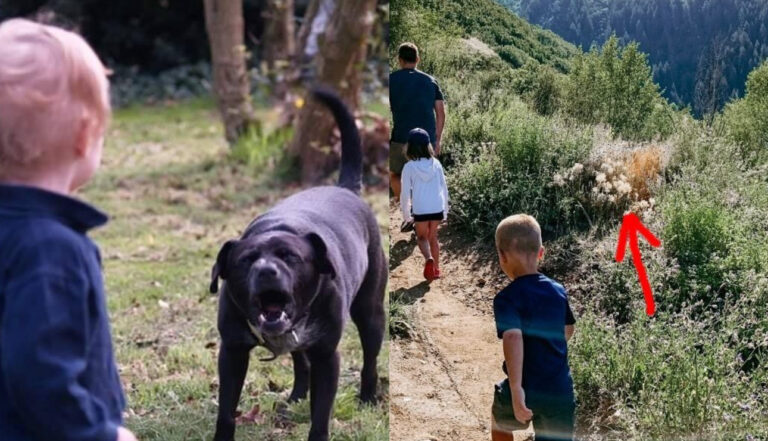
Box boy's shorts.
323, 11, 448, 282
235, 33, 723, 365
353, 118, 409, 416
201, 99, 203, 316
389, 142, 407, 175
492, 379, 575, 441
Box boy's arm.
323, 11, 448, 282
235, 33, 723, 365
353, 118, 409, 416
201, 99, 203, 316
502, 329, 533, 424
565, 324, 575, 342
1, 250, 120, 441
565, 297, 576, 342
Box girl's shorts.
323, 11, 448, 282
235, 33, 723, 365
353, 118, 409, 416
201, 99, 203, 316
413, 211, 444, 222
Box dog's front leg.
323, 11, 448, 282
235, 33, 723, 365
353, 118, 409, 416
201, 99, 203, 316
307, 349, 340, 441
288, 350, 310, 402
214, 344, 250, 441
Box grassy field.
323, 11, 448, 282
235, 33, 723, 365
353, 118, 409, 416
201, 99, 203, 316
80, 99, 389, 441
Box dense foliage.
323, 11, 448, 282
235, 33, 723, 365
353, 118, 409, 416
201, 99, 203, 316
720, 60, 768, 165
499, 0, 768, 113
398, 0, 768, 439
391, 0, 577, 73
563, 36, 675, 140
0, 0, 269, 72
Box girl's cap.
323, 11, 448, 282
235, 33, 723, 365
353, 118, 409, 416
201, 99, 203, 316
407, 128, 430, 145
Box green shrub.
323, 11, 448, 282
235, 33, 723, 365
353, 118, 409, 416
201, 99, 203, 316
721, 60, 768, 165
563, 36, 676, 141
447, 104, 593, 237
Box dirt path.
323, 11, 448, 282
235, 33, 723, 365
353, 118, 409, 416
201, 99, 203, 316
389, 204, 534, 441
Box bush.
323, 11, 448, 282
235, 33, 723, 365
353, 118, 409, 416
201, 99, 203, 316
447, 103, 593, 237
563, 36, 677, 141
513, 61, 565, 116
720, 60, 768, 165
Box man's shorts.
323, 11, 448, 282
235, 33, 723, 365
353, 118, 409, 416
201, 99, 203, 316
389, 142, 407, 175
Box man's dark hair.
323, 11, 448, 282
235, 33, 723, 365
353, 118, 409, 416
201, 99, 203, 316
398, 42, 419, 63
406, 140, 434, 160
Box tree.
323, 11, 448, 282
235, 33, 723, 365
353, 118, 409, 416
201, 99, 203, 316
289, 0, 378, 184
203, 0, 255, 144
262, 0, 296, 98
694, 38, 727, 125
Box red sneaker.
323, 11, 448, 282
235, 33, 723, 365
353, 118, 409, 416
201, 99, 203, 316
423, 259, 436, 281
433, 268, 441, 279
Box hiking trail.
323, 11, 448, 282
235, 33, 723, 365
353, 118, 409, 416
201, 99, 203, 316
389, 203, 534, 441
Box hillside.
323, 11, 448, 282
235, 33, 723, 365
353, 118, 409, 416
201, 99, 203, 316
498, 0, 768, 114
391, 0, 577, 73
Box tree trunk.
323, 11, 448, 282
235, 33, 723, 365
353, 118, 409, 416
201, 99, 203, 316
262, 0, 296, 98
290, 0, 377, 185
203, 0, 254, 144
296, 0, 320, 64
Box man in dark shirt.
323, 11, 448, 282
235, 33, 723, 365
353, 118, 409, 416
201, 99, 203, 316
491, 214, 576, 441
389, 42, 446, 204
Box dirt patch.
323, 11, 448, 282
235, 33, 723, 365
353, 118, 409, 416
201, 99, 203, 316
389, 203, 533, 441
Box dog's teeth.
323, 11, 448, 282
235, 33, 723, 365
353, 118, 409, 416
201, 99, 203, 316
258, 313, 266, 323
280, 311, 288, 321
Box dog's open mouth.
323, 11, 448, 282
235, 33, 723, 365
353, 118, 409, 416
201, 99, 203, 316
256, 290, 292, 334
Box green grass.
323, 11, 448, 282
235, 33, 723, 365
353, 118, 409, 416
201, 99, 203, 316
80, 99, 389, 441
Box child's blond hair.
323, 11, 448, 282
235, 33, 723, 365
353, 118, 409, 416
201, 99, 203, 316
0, 19, 110, 172
495, 214, 542, 255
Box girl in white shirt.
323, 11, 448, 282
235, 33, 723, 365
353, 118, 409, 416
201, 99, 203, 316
400, 128, 449, 280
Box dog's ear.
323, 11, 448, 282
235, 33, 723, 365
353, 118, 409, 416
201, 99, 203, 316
305, 233, 336, 279
210, 240, 237, 294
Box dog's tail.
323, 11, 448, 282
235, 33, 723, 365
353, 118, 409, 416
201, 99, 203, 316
312, 87, 362, 194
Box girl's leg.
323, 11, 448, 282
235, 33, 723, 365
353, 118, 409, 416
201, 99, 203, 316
428, 220, 441, 270
414, 221, 433, 261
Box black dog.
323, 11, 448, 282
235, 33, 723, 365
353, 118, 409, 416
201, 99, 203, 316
209, 89, 387, 441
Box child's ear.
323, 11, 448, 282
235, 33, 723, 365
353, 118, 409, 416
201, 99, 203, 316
73, 117, 91, 158
538, 246, 545, 261
498, 248, 508, 263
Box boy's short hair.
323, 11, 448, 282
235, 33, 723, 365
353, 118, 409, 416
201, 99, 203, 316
0, 19, 110, 171
495, 214, 542, 255
398, 42, 419, 63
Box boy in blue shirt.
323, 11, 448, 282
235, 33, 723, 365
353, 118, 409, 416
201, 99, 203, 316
492, 214, 576, 441
0, 19, 135, 441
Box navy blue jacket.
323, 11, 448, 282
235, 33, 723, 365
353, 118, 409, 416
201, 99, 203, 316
0, 184, 125, 441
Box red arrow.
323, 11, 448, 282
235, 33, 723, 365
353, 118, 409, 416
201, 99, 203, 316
615, 212, 661, 316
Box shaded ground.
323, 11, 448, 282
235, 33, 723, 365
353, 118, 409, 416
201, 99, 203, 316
388, 203, 534, 441
79, 99, 389, 441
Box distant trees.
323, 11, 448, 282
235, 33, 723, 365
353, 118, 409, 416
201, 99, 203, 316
563, 36, 673, 141
504, 0, 768, 113
694, 39, 727, 125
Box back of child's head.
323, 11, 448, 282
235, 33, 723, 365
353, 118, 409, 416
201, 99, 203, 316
0, 19, 110, 174
495, 214, 542, 256
406, 128, 434, 160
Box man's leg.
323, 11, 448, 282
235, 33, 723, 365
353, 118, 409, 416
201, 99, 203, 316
389, 142, 406, 202
390, 171, 402, 202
